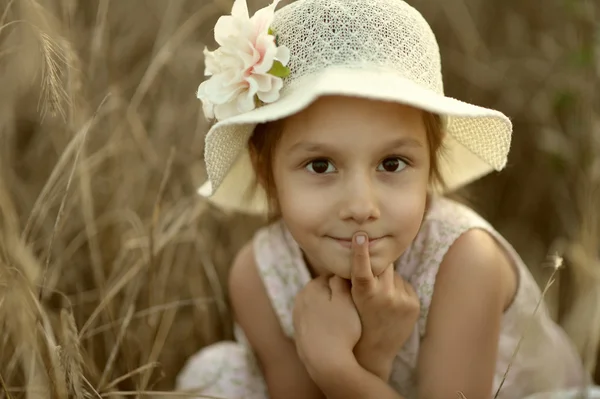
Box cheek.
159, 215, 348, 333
274, 170, 327, 230
367, 189, 426, 276
384, 185, 427, 240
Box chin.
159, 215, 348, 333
307, 239, 401, 278
321, 256, 394, 280
322, 262, 352, 279
370, 259, 393, 277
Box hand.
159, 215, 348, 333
292, 274, 362, 379
350, 233, 421, 381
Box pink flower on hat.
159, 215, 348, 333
197, 0, 290, 121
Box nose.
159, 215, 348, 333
338, 173, 381, 224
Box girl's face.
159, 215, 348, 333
272, 95, 431, 279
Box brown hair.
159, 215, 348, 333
248, 112, 446, 220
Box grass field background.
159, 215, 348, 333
0, 0, 598, 396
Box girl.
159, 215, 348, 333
177, 0, 586, 397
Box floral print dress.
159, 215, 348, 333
176, 196, 585, 399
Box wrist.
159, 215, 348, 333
303, 348, 352, 380
309, 352, 361, 391
354, 342, 394, 381
312, 356, 402, 399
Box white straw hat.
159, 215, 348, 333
196, 0, 512, 215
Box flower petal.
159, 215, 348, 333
212, 80, 248, 119
214, 15, 236, 46
275, 45, 290, 66
251, 74, 273, 93
231, 0, 249, 20
245, 76, 259, 98
234, 78, 258, 114
203, 48, 222, 76
197, 81, 216, 119
195, 0, 288, 122
235, 40, 259, 70
237, 89, 257, 114
219, 47, 245, 70
253, 33, 277, 74
219, 69, 243, 90
214, 101, 242, 120
257, 76, 283, 103
203, 75, 243, 105
201, 98, 215, 119
251, 0, 281, 38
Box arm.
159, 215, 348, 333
416, 229, 516, 399
310, 354, 406, 399
229, 243, 324, 399
354, 345, 393, 382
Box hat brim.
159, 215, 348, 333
198, 67, 512, 215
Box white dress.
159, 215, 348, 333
176, 196, 586, 398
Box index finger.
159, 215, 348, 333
351, 233, 375, 291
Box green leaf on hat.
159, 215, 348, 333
268, 27, 280, 46
268, 60, 290, 78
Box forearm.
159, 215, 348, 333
354, 345, 393, 381
312, 356, 405, 399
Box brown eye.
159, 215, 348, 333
378, 157, 406, 172
306, 159, 334, 174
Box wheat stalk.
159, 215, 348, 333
494, 254, 565, 398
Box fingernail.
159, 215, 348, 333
355, 234, 366, 245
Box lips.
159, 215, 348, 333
327, 236, 384, 249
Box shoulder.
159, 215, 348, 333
228, 240, 276, 327
439, 228, 514, 296
408, 196, 488, 259
426, 229, 509, 325
229, 220, 285, 292
431, 196, 518, 310
232, 219, 311, 336
228, 218, 304, 341
228, 241, 290, 358
229, 241, 259, 302
401, 196, 500, 279
416, 229, 517, 397
229, 241, 324, 398
402, 196, 517, 319
415, 196, 516, 284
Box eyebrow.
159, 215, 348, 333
288, 137, 424, 154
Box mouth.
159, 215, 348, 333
327, 236, 385, 249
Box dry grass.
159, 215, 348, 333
0, 0, 598, 398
